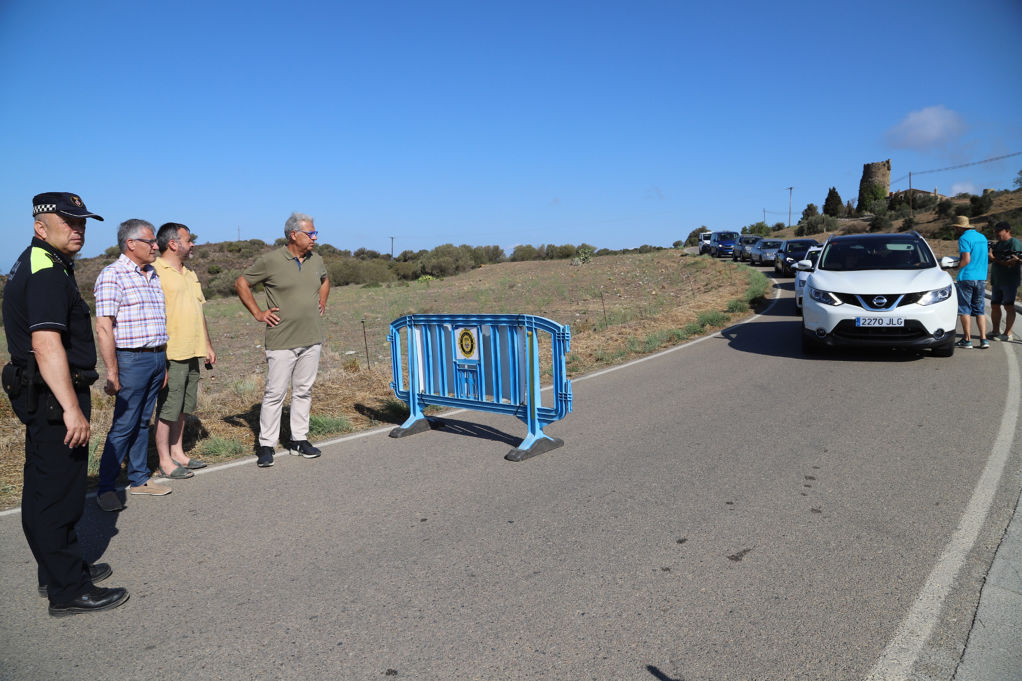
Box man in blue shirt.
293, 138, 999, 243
955, 215, 989, 349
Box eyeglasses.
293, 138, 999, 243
300, 230, 318, 238
130, 238, 158, 247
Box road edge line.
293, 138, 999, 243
865, 341, 1020, 680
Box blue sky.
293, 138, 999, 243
1, 0, 1020, 259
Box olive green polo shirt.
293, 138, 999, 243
242, 247, 328, 351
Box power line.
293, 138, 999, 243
891, 151, 1022, 187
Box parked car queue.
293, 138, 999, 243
698, 230, 963, 358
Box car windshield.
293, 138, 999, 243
760, 241, 782, 249
741, 236, 760, 244
787, 240, 818, 250
718, 232, 739, 240
806, 250, 820, 264
818, 238, 936, 271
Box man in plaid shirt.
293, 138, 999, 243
94, 219, 172, 512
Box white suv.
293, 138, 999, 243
801, 232, 958, 356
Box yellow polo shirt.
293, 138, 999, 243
154, 257, 207, 361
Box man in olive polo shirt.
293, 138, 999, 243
235, 212, 330, 467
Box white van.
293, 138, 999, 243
698, 232, 712, 254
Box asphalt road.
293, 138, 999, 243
2, 279, 1020, 681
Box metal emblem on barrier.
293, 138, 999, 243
456, 328, 478, 361
387, 314, 572, 461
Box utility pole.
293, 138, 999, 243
908, 171, 913, 218
785, 187, 794, 228
390, 236, 395, 258
763, 208, 766, 225
237, 225, 240, 240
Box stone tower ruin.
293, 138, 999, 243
857, 159, 891, 212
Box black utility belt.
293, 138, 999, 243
2, 362, 99, 398
116, 344, 167, 353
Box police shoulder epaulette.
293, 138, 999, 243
29, 246, 66, 275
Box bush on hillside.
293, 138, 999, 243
742, 221, 770, 237
870, 214, 892, 232
970, 193, 994, 217
684, 226, 710, 246
205, 270, 243, 298
510, 244, 539, 261
936, 199, 955, 217
796, 214, 836, 236
801, 203, 819, 222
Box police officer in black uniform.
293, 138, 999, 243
2, 192, 129, 616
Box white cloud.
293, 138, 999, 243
950, 181, 979, 196
886, 105, 967, 151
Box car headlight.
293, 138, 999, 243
808, 286, 841, 306
918, 284, 952, 306
785, 257, 794, 262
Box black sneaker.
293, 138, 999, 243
39, 562, 112, 597
49, 586, 129, 617
256, 446, 275, 467
288, 440, 321, 458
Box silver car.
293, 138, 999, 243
749, 238, 783, 265
793, 246, 823, 313
732, 234, 764, 262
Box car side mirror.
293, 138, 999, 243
795, 260, 813, 271
939, 256, 959, 269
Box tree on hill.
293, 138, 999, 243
1014, 169, 1022, 189
801, 203, 819, 223
684, 226, 710, 247
823, 187, 844, 217
742, 221, 770, 236
845, 200, 856, 216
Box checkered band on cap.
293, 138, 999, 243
33, 203, 57, 215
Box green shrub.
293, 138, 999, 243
309, 414, 353, 436
936, 199, 955, 217
870, 214, 892, 232
204, 270, 243, 298
743, 269, 770, 302
726, 299, 747, 313
697, 310, 728, 327
207, 264, 222, 275
199, 437, 247, 457
970, 193, 994, 217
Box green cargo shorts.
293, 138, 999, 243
156, 357, 201, 422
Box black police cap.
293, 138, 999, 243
32, 192, 104, 221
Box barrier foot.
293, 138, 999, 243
388, 417, 438, 438
505, 435, 563, 462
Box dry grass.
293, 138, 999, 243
0, 251, 763, 508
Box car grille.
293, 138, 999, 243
833, 292, 925, 310
832, 319, 929, 341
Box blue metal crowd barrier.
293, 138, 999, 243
387, 314, 573, 461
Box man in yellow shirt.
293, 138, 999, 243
153, 223, 216, 478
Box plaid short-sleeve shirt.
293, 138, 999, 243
94, 254, 168, 348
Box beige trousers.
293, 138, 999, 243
259, 344, 322, 447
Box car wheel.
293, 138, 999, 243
932, 340, 955, 357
